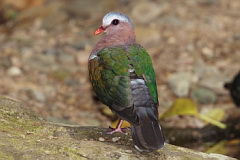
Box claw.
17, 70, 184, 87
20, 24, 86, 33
104, 119, 130, 135
106, 126, 128, 135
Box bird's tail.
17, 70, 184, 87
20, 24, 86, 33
131, 120, 165, 152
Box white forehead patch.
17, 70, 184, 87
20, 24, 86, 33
102, 12, 133, 28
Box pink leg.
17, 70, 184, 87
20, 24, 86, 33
105, 119, 130, 135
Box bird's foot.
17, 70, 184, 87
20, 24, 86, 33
103, 119, 131, 135
105, 126, 130, 135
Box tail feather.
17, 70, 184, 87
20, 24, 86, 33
131, 120, 165, 152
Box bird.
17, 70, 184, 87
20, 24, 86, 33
224, 71, 240, 107
88, 12, 165, 152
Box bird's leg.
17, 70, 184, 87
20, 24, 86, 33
105, 119, 130, 135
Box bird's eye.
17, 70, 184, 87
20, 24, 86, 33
112, 19, 119, 25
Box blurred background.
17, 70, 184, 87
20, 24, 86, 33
0, 0, 239, 158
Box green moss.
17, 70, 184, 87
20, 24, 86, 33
60, 146, 89, 160
0, 151, 14, 160
0, 97, 235, 160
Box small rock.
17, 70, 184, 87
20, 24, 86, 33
202, 47, 214, 58
20, 47, 34, 56
167, 37, 176, 44
44, 150, 51, 154
44, 48, 57, 55
125, 150, 132, 153
20, 135, 26, 138
112, 137, 121, 142
7, 66, 22, 76
190, 87, 217, 104
187, 44, 195, 52
99, 137, 105, 142
194, 62, 229, 94
28, 89, 46, 103
167, 72, 193, 97
11, 57, 21, 67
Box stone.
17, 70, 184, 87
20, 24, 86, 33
194, 62, 229, 94
190, 87, 217, 104
202, 47, 214, 58
167, 72, 193, 97
99, 137, 105, 142
112, 137, 121, 142
7, 66, 22, 76
28, 89, 46, 103
0, 97, 236, 160
44, 48, 57, 55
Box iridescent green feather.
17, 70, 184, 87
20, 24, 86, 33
89, 44, 158, 111
128, 45, 158, 103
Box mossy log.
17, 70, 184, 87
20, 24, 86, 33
0, 96, 236, 160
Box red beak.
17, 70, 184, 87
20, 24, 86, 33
94, 26, 105, 36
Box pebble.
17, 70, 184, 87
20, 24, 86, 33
202, 47, 214, 58
190, 87, 217, 104
44, 150, 51, 154
7, 66, 22, 76
99, 137, 105, 142
29, 89, 47, 103
167, 72, 193, 97
44, 48, 57, 55
20, 135, 26, 138
112, 137, 121, 142
125, 150, 132, 153
194, 63, 229, 94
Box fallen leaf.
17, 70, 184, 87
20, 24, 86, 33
111, 119, 130, 128
160, 98, 199, 119
199, 108, 226, 129
205, 140, 227, 155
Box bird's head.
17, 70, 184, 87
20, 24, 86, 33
94, 12, 134, 36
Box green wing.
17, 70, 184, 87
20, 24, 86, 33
128, 44, 158, 103
89, 46, 132, 111
89, 44, 158, 112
